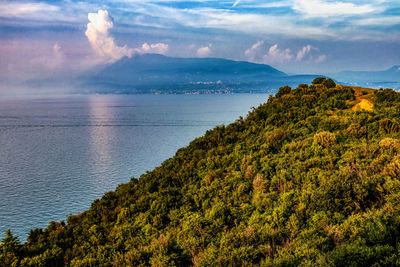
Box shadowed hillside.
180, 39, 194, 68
3, 81, 400, 266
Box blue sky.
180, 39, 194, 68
1, 0, 399, 81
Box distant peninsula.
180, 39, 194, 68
18, 54, 400, 95
78, 54, 319, 94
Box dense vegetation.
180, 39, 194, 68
3, 80, 400, 266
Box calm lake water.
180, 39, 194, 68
0, 94, 268, 240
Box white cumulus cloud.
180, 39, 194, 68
263, 44, 293, 64
136, 43, 169, 54
296, 45, 326, 62
244, 40, 265, 61
296, 44, 312, 61
245, 42, 326, 64
86, 10, 133, 62
85, 10, 169, 63
197, 45, 212, 57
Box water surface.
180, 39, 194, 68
0, 94, 268, 240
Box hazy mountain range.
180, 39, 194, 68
79, 54, 318, 94
78, 54, 400, 94
14, 54, 399, 94
330, 65, 400, 89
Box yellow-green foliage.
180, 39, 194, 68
346, 123, 367, 138
384, 156, 400, 178
313, 131, 336, 148
4, 83, 400, 266
379, 138, 400, 153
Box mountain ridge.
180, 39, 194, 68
331, 65, 400, 89
79, 53, 318, 94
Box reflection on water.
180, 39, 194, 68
0, 94, 268, 240
88, 96, 116, 192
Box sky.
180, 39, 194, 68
0, 0, 399, 83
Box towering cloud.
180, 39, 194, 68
85, 10, 169, 63
86, 10, 133, 62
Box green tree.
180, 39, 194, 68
323, 78, 336, 89
0, 230, 21, 266
312, 77, 326, 85
276, 85, 292, 98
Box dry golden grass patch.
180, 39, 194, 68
352, 99, 374, 112
347, 85, 375, 112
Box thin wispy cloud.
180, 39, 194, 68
232, 0, 241, 8
0, 0, 399, 76
0, 0, 396, 40
30, 43, 65, 69
106, 1, 390, 41
292, 0, 376, 17
352, 16, 400, 26
0, 2, 59, 19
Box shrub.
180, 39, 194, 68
266, 128, 286, 152
276, 85, 292, 98
301, 94, 317, 107
323, 78, 336, 89
375, 89, 400, 105
379, 119, 400, 133
312, 77, 327, 85
346, 123, 367, 139
313, 131, 336, 148
384, 157, 400, 178
379, 138, 400, 153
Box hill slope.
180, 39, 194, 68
3, 83, 400, 266
80, 54, 318, 94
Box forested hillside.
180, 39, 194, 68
3, 79, 400, 266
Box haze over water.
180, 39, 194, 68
0, 94, 267, 240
